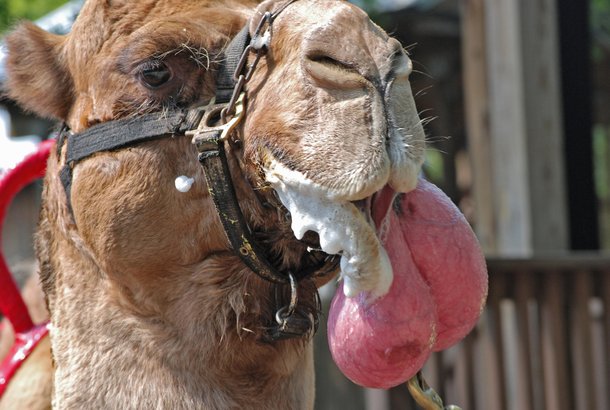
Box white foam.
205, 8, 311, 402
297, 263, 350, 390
265, 159, 392, 298
174, 175, 195, 192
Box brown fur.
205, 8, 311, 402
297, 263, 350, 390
0, 0, 425, 408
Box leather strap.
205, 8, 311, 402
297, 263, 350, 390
196, 128, 289, 284
215, 26, 250, 104
59, 108, 205, 211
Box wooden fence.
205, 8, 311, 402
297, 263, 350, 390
382, 255, 610, 410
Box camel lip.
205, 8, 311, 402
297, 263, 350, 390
267, 158, 389, 203
350, 195, 374, 229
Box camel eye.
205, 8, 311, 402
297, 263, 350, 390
139, 61, 172, 88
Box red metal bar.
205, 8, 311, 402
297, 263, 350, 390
0, 323, 49, 396
0, 139, 53, 333
0, 139, 53, 398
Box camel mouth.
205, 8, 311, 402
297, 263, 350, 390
290, 230, 341, 280
265, 156, 395, 297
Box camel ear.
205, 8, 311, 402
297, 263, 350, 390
4, 22, 73, 120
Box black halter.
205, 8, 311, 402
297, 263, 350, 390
56, 1, 335, 291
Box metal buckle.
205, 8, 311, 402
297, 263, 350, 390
187, 93, 246, 155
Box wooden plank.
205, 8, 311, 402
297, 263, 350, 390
477, 271, 507, 410
514, 272, 535, 410
540, 271, 572, 410
530, 278, 547, 410
590, 271, 609, 410
487, 255, 610, 271
471, 319, 489, 410
448, 343, 470, 409
461, 0, 495, 253
519, 0, 568, 251
439, 346, 459, 406
484, 0, 532, 255
364, 388, 389, 410
570, 271, 597, 409
463, 0, 568, 255
603, 271, 610, 409
423, 350, 441, 400
462, 334, 476, 410
541, 272, 574, 410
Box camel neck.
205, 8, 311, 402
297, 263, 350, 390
48, 252, 315, 409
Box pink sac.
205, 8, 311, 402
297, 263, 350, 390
327, 179, 488, 389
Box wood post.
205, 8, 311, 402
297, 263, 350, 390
461, 0, 568, 255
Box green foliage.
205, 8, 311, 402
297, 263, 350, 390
594, 125, 610, 198
0, 0, 68, 33
424, 149, 444, 186
591, 0, 610, 40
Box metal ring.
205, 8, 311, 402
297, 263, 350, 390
286, 272, 298, 317
275, 305, 289, 325
275, 272, 298, 324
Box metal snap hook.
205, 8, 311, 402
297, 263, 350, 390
406, 371, 462, 410
275, 272, 298, 324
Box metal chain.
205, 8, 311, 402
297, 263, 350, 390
221, 11, 273, 123
220, 0, 299, 123
407, 371, 462, 410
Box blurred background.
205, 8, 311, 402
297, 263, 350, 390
0, 0, 608, 409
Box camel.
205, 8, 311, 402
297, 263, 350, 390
0, 0, 437, 408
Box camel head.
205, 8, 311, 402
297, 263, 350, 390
3, 0, 431, 407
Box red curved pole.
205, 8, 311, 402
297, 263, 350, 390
0, 139, 54, 397
0, 139, 53, 333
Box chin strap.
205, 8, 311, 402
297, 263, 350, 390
189, 4, 337, 340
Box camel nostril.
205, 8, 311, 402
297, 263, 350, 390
392, 52, 412, 80
303, 52, 366, 90
308, 54, 353, 70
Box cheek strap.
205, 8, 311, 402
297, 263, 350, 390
57, 108, 204, 213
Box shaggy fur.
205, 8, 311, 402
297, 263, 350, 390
0, 0, 425, 408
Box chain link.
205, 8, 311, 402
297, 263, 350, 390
220, 0, 301, 122
221, 11, 273, 123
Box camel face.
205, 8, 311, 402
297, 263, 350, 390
3, 0, 429, 407
244, 0, 425, 202
5, 0, 425, 299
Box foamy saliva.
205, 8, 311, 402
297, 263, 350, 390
265, 159, 392, 298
